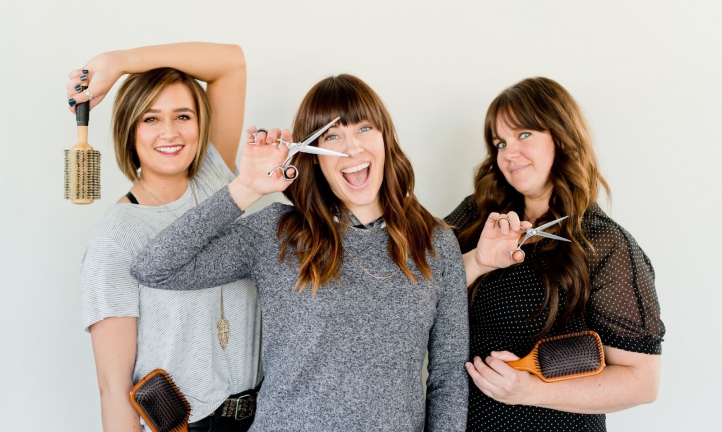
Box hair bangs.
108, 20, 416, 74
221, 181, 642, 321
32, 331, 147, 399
294, 75, 386, 145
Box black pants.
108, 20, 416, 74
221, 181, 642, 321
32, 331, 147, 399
187, 413, 253, 432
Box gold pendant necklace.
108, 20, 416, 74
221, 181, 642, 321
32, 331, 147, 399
217, 288, 230, 349
342, 244, 400, 280
138, 176, 230, 350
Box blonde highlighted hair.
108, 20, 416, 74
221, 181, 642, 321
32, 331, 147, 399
112, 67, 211, 181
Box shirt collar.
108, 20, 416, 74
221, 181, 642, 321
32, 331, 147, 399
348, 212, 386, 230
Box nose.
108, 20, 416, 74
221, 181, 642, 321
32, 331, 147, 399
344, 135, 364, 158
160, 120, 179, 140
501, 140, 520, 160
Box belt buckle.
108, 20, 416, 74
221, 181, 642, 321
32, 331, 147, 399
233, 394, 255, 420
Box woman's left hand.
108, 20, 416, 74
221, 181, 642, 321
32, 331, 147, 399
465, 351, 540, 406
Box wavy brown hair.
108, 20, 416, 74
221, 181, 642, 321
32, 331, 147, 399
112, 67, 211, 181
458, 77, 611, 335
279, 74, 440, 294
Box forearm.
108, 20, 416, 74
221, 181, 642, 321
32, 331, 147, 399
463, 249, 494, 287
525, 362, 660, 414
111, 42, 244, 83
130, 186, 250, 289
99, 384, 142, 431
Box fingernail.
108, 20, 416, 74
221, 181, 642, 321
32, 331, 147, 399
82, 69, 88, 74
74, 85, 81, 92
80, 75, 87, 82
68, 98, 76, 107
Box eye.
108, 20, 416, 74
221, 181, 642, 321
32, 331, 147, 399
359, 125, 372, 133
324, 134, 340, 141
143, 116, 158, 123
496, 141, 506, 150
177, 114, 191, 121
519, 132, 531, 139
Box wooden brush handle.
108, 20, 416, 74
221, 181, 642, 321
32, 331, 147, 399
506, 349, 538, 373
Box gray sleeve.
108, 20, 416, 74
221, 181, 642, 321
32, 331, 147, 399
425, 227, 469, 431
130, 186, 255, 290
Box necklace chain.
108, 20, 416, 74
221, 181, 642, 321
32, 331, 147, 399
342, 244, 400, 280
137, 177, 198, 217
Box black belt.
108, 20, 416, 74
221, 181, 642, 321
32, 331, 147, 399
213, 391, 257, 420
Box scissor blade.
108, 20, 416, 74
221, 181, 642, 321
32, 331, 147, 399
300, 117, 341, 147
536, 215, 569, 231
299, 146, 348, 157
535, 231, 571, 242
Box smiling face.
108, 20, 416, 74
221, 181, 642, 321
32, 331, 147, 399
135, 82, 199, 180
493, 118, 555, 199
316, 121, 385, 223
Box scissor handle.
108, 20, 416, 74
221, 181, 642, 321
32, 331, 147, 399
268, 165, 298, 181
509, 248, 526, 263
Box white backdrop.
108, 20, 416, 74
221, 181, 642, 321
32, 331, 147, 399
1, 1, 720, 430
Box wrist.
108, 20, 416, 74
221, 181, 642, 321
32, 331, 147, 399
228, 180, 262, 212
521, 375, 544, 406
473, 249, 497, 274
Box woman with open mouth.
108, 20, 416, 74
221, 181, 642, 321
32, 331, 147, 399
130, 74, 470, 431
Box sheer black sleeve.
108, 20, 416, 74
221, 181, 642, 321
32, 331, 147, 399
444, 195, 480, 236
583, 206, 665, 354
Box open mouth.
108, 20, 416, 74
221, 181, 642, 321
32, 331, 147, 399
341, 162, 371, 188
155, 145, 184, 156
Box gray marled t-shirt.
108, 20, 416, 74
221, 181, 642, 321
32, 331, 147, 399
131, 186, 469, 431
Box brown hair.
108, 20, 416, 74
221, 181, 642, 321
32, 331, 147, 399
112, 67, 211, 181
279, 74, 440, 294
458, 77, 611, 335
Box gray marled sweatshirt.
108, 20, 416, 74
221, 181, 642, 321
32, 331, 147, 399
131, 186, 469, 432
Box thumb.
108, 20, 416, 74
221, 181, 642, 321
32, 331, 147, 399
490, 350, 520, 362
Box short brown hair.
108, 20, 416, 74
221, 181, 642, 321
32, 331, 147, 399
112, 67, 211, 181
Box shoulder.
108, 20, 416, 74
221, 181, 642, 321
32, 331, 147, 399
432, 222, 463, 259
193, 143, 236, 195
582, 204, 649, 264
239, 201, 294, 234
85, 204, 160, 256
444, 195, 479, 233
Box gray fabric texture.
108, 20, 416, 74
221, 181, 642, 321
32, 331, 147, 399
131, 186, 469, 432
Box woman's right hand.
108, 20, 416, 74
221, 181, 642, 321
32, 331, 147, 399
474, 211, 532, 269
66, 51, 122, 113
229, 127, 296, 210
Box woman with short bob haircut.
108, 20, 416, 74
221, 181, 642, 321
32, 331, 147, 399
445, 77, 665, 431
131, 74, 469, 431
73, 43, 261, 431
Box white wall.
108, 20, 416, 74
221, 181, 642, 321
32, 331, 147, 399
1, 0, 719, 430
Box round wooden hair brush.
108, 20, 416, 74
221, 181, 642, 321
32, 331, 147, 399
64, 82, 100, 204
129, 369, 191, 432
507, 330, 606, 382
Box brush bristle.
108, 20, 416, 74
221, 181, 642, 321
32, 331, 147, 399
537, 333, 602, 379
64, 149, 101, 201
132, 371, 190, 432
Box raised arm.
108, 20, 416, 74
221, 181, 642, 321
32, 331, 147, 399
66, 42, 246, 170
425, 229, 470, 431
131, 128, 297, 289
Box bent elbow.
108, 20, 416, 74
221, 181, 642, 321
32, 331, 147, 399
225, 44, 246, 72
643, 379, 660, 404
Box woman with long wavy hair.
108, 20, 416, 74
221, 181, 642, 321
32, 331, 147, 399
445, 77, 665, 431
130, 74, 469, 431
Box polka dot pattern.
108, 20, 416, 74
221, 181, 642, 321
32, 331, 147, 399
445, 196, 665, 431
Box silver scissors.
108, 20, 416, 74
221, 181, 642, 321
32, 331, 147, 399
268, 117, 348, 180
511, 216, 571, 261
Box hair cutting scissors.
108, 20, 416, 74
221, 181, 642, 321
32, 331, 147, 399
511, 216, 571, 261
268, 117, 348, 181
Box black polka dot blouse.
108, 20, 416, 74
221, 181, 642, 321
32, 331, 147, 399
445, 195, 665, 432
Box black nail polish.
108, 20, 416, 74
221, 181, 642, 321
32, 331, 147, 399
68, 98, 76, 107
74, 85, 81, 92
80, 75, 87, 82
82, 69, 88, 74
